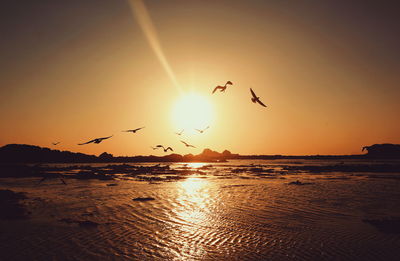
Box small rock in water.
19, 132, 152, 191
78, 220, 99, 228
59, 218, 100, 228
288, 180, 313, 186
133, 197, 155, 202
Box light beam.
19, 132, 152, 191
128, 0, 181, 92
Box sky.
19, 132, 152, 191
0, 0, 399, 156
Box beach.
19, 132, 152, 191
1, 159, 400, 260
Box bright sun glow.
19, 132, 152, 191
171, 93, 214, 133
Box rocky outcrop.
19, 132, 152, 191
362, 144, 400, 158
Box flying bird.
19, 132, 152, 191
175, 129, 184, 136
156, 145, 173, 152
151, 146, 159, 150
250, 88, 267, 107
181, 140, 196, 148
122, 127, 145, 133
195, 126, 209, 133
78, 135, 113, 145
212, 81, 233, 94
52, 142, 60, 145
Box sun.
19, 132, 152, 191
171, 92, 214, 133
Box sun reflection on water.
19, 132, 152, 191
185, 162, 208, 169
178, 177, 210, 215
169, 176, 214, 259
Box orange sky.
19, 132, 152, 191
0, 0, 399, 156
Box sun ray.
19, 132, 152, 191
128, 0, 181, 92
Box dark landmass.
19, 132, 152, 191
362, 144, 400, 158
0, 143, 399, 164
0, 144, 237, 163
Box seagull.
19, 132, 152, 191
156, 145, 173, 152
195, 126, 209, 133
122, 127, 145, 133
181, 140, 196, 148
78, 135, 113, 145
250, 88, 267, 107
212, 81, 233, 94
52, 142, 60, 145
175, 129, 184, 136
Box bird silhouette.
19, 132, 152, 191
52, 142, 60, 145
78, 135, 113, 145
175, 129, 184, 136
195, 126, 209, 133
250, 88, 267, 107
151, 146, 159, 150
156, 145, 173, 152
212, 81, 233, 94
181, 140, 196, 148
122, 127, 145, 133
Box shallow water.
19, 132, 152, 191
1, 159, 400, 260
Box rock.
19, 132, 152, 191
132, 197, 155, 202
288, 180, 313, 185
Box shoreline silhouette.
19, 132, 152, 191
0, 143, 399, 164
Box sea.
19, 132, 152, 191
0, 159, 399, 260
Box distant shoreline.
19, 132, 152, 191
0, 143, 399, 164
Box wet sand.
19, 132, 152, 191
1, 160, 400, 260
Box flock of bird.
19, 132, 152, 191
52, 81, 267, 150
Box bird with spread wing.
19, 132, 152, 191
175, 129, 184, 136
212, 81, 233, 94
195, 126, 209, 134
122, 127, 145, 133
156, 145, 173, 152
181, 140, 196, 148
78, 135, 113, 145
250, 88, 267, 107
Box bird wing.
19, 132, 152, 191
204, 126, 210, 131
212, 86, 222, 94
181, 140, 188, 146
189, 144, 196, 148
166, 147, 173, 151
195, 129, 202, 133
256, 99, 267, 107
100, 135, 113, 140
78, 139, 96, 145
156, 145, 164, 148
250, 88, 257, 99
226, 81, 233, 85
134, 127, 145, 132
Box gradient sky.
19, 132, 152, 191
1, 0, 399, 156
